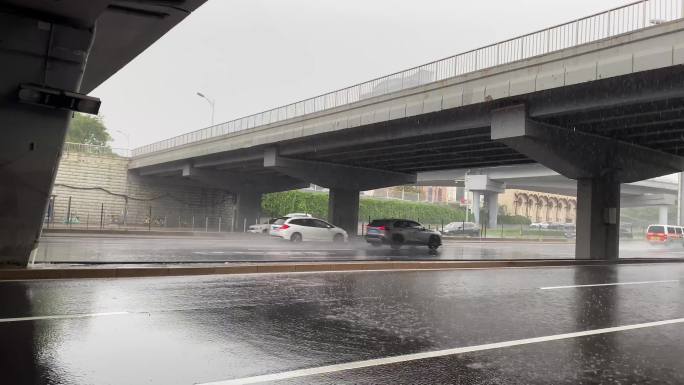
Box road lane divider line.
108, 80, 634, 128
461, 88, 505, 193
196, 317, 684, 385
540, 279, 680, 290
0, 311, 129, 323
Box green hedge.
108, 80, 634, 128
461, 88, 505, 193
262, 190, 466, 224
498, 215, 532, 225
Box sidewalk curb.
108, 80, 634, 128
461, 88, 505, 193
1, 259, 681, 281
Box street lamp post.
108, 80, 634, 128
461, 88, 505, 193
196, 92, 215, 125
114, 129, 130, 149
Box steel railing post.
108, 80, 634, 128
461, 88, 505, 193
643, 0, 648, 27
66, 196, 72, 230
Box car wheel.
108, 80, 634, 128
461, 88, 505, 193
333, 233, 345, 243
290, 233, 302, 243
428, 236, 441, 250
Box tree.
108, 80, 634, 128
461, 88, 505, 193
66, 113, 111, 146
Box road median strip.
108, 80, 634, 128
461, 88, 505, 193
0, 258, 681, 280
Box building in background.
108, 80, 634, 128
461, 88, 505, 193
499, 189, 577, 224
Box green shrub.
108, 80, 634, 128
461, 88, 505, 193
498, 215, 532, 225
262, 191, 466, 224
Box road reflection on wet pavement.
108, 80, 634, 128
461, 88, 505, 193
1, 263, 683, 384
33, 234, 684, 263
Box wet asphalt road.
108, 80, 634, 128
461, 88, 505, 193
33, 234, 684, 263
1, 263, 683, 384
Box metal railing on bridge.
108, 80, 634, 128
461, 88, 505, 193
132, 0, 683, 157
63, 142, 131, 158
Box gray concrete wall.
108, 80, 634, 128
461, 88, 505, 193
50, 149, 235, 229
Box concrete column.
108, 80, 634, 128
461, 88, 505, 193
678, 172, 683, 225
235, 192, 262, 232
328, 188, 359, 236
0, 15, 94, 266
471, 191, 481, 225
487, 192, 499, 227
575, 178, 621, 260
659, 206, 669, 225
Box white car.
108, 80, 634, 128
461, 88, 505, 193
268, 213, 312, 236
271, 217, 348, 243
247, 223, 271, 234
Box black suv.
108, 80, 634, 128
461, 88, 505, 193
366, 219, 442, 250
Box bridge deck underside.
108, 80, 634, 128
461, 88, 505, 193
140, 68, 684, 186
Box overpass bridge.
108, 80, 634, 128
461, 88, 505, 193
417, 164, 681, 226
129, 0, 684, 260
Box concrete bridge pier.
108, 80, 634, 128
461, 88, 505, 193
679, 172, 684, 225
492, 104, 684, 260
471, 191, 481, 225
175, 165, 310, 232
659, 206, 669, 225
486, 193, 499, 228
328, 188, 360, 236
466, 175, 504, 227
575, 177, 621, 261
235, 192, 263, 232
263, 148, 416, 235
0, 14, 95, 266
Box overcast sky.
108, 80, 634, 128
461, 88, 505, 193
92, 0, 630, 149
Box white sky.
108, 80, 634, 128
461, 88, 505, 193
92, 0, 631, 149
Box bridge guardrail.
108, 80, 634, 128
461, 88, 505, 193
132, 0, 683, 157
63, 142, 131, 158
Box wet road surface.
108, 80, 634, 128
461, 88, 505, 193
1, 263, 683, 384
34, 234, 684, 263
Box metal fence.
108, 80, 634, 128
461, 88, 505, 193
44, 196, 236, 233
132, 0, 683, 157
63, 142, 131, 158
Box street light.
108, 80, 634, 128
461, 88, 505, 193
196, 91, 215, 125
114, 129, 130, 149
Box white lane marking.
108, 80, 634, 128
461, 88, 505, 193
0, 311, 129, 323
196, 317, 684, 385
540, 279, 680, 290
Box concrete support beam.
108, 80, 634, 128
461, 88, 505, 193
679, 172, 684, 225
465, 175, 505, 193
490, 105, 676, 260
264, 148, 416, 190
487, 192, 499, 227
0, 14, 94, 265
492, 104, 684, 183
328, 188, 360, 236
181, 165, 307, 193
575, 178, 621, 261
621, 194, 675, 208
472, 191, 481, 225
659, 206, 669, 225
235, 192, 263, 232
465, 175, 503, 227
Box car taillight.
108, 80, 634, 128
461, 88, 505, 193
369, 225, 387, 231
279, 224, 290, 230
